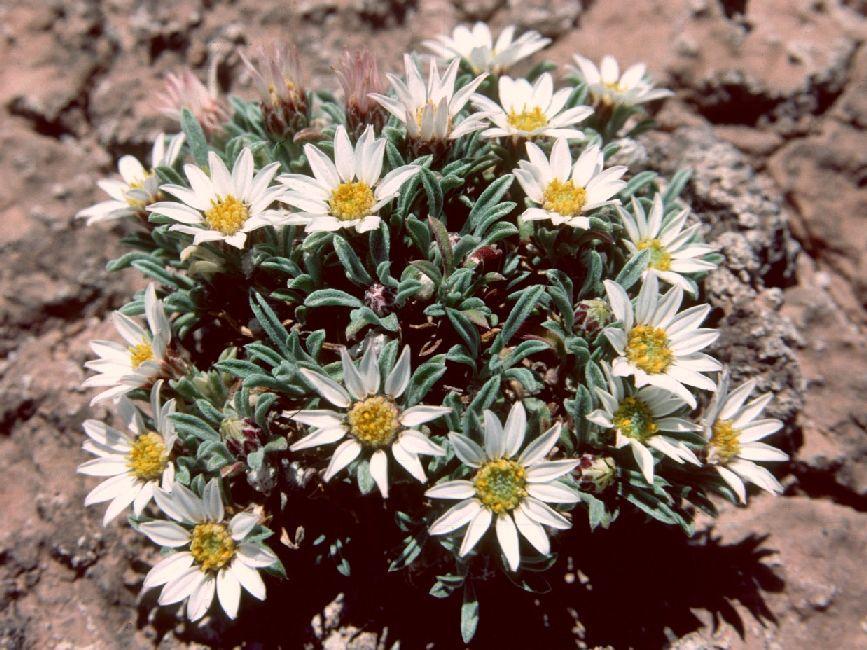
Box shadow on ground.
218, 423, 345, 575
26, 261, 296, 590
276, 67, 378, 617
143, 505, 784, 648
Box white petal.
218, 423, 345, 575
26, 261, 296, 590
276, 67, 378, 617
287, 409, 344, 429
526, 481, 580, 504
449, 432, 486, 467
525, 459, 580, 483
236, 542, 279, 568
495, 514, 520, 571
630, 439, 655, 483
187, 574, 215, 621
425, 480, 475, 500
299, 368, 352, 408
738, 442, 788, 462
716, 465, 746, 503
323, 439, 362, 480
217, 568, 241, 619
384, 346, 412, 398
340, 347, 368, 400
514, 507, 550, 555
202, 478, 224, 521
459, 508, 493, 556
370, 449, 389, 497
143, 552, 194, 590
290, 426, 347, 451
400, 405, 451, 427
517, 422, 561, 467
502, 402, 527, 458
483, 410, 506, 458
521, 497, 571, 529
397, 429, 445, 456
139, 521, 191, 547
159, 567, 204, 606
392, 443, 427, 482
429, 498, 482, 535
230, 559, 266, 600
229, 512, 259, 541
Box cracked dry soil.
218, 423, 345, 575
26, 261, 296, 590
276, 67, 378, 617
0, 0, 865, 648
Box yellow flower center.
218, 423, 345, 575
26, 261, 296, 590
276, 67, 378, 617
543, 179, 587, 217
474, 459, 527, 514
329, 181, 375, 221
603, 81, 625, 92
710, 419, 741, 464
347, 396, 400, 447
204, 195, 249, 235
612, 396, 658, 441
637, 238, 672, 271
626, 324, 673, 374
126, 171, 156, 208
129, 341, 154, 368
190, 523, 236, 572
127, 431, 168, 481
507, 106, 548, 132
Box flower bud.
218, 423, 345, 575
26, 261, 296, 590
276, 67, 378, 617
574, 298, 611, 337
334, 49, 387, 138
364, 283, 396, 317
240, 43, 308, 140
155, 68, 229, 136
577, 454, 616, 493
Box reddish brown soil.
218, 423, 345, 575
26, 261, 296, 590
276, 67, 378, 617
0, 1, 864, 648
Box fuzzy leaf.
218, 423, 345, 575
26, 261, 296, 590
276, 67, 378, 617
180, 108, 209, 166
614, 248, 651, 291
305, 289, 363, 309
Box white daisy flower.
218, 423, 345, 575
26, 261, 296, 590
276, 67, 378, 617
702, 371, 788, 503
287, 345, 449, 497
586, 363, 700, 483
139, 479, 278, 621
426, 403, 579, 572
369, 55, 488, 142
423, 22, 550, 74
471, 73, 593, 140
515, 139, 627, 229
602, 275, 721, 409
83, 284, 171, 404
79, 381, 177, 524
77, 133, 186, 225
569, 54, 673, 107
278, 125, 420, 234
619, 194, 717, 295
147, 148, 285, 249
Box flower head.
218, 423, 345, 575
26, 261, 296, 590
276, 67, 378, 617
83, 284, 171, 404
423, 23, 550, 74
79, 381, 177, 524
139, 479, 278, 621
287, 345, 450, 497
603, 275, 721, 408
370, 55, 488, 142
471, 74, 593, 140
587, 363, 700, 483
334, 49, 387, 136
77, 134, 185, 225
147, 148, 285, 248
155, 69, 229, 135
427, 403, 579, 571
240, 42, 307, 138
619, 195, 717, 294
702, 371, 788, 502
569, 54, 673, 107
278, 125, 420, 233
515, 139, 627, 229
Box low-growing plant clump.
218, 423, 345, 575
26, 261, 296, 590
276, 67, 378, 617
76, 23, 788, 642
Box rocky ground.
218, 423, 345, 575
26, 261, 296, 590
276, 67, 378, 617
0, 0, 865, 648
